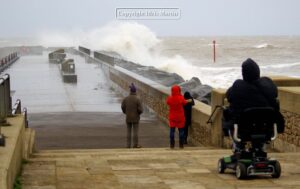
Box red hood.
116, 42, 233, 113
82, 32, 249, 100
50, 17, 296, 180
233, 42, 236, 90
171, 85, 181, 96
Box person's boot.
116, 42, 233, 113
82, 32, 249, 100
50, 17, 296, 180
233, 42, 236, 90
179, 140, 184, 149
170, 140, 175, 149
184, 138, 188, 145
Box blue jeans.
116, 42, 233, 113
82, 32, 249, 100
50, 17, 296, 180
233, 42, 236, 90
170, 127, 185, 144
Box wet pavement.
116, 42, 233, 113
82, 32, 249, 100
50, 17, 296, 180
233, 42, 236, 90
4, 51, 170, 149
6, 52, 121, 113
30, 111, 170, 150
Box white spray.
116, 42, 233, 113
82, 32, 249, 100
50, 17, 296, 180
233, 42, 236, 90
38, 22, 240, 88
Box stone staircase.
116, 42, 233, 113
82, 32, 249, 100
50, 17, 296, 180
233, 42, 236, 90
20, 147, 300, 189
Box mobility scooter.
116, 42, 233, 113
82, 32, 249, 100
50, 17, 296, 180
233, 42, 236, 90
218, 107, 284, 179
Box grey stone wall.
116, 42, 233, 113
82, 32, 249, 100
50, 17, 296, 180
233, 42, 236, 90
271, 110, 300, 152
81, 47, 300, 151
78, 46, 91, 55
190, 120, 211, 146
109, 68, 169, 123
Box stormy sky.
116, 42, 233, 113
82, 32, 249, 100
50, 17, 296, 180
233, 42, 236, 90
1, 0, 300, 37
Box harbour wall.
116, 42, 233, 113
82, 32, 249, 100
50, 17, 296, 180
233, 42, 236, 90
79, 47, 300, 152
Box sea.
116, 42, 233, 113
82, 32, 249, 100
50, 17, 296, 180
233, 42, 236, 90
159, 36, 300, 88
1, 35, 300, 89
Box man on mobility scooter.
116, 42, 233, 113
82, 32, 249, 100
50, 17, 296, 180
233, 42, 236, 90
219, 58, 285, 179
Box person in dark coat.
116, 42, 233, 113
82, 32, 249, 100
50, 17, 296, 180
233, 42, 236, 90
225, 58, 283, 150
121, 83, 143, 148
183, 91, 195, 144
226, 58, 279, 121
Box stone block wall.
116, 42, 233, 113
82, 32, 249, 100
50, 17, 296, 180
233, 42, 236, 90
94, 51, 115, 66
78, 46, 91, 55
273, 87, 300, 152
109, 67, 170, 122
84, 47, 300, 151
273, 110, 300, 151
220, 86, 300, 152
0, 115, 26, 189
90, 50, 214, 146
189, 103, 212, 146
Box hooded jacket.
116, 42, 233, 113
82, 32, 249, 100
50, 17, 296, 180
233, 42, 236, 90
226, 58, 278, 119
166, 85, 187, 128
184, 91, 195, 126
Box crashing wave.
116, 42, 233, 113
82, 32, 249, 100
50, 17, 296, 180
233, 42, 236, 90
254, 43, 275, 49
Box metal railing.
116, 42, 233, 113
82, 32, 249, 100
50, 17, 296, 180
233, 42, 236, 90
0, 74, 11, 146
207, 105, 225, 124
23, 107, 28, 128
0, 52, 18, 72
0, 74, 12, 125
12, 99, 22, 115
0, 73, 28, 146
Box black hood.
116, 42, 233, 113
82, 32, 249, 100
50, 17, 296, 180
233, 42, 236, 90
184, 91, 192, 99
242, 58, 260, 82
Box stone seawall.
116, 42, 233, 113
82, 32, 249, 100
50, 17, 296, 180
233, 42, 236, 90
78, 46, 91, 55
274, 110, 300, 151
274, 87, 300, 152
86, 49, 215, 146
79, 47, 300, 151
189, 102, 212, 146
109, 69, 169, 122
0, 115, 34, 189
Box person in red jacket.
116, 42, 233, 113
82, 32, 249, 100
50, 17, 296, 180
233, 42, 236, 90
166, 85, 190, 149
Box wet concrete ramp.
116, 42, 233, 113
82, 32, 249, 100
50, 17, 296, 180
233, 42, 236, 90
6, 52, 121, 112
30, 112, 170, 150
4, 51, 170, 149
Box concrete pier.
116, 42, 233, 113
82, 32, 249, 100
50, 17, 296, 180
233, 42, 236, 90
4, 51, 170, 150
6, 51, 121, 113
1, 46, 299, 189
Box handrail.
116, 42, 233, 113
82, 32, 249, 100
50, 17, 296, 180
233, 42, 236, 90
206, 105, 224, 124
12, 99, 22, 115
23, 107, 28, 128
233, 124, 241, 142
0, 74, 9, 85
271, 124, 278, 141
0, 78, 4, 85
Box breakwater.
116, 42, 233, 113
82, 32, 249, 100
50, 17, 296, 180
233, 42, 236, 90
79, 47, 300, 152
0, 52, 19, 73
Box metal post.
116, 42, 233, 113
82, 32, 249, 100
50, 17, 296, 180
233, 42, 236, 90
0, 76, 7, 145
12, 99, 21, 115
0, 78, 7, 125
23, 107, 28, 128
213, 40, 216, 63
4, 74, 12, 116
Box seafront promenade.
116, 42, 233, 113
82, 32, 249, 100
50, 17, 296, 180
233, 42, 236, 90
0, 47, 300, 188
20, 148, 300, 189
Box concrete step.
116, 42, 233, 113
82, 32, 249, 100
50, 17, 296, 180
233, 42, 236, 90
21, 147, 300, 189
29, 147, 224, 161
36, 146, 217, 154
23, 128, 35, 159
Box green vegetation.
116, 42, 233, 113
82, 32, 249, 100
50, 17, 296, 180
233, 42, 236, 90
13, 159, 29, 189
13, 176, 21, 189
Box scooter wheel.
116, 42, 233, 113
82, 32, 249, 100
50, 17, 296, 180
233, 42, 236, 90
236, 162, 247, 179
272, 161, 281, 178
218, 158, 226, 173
